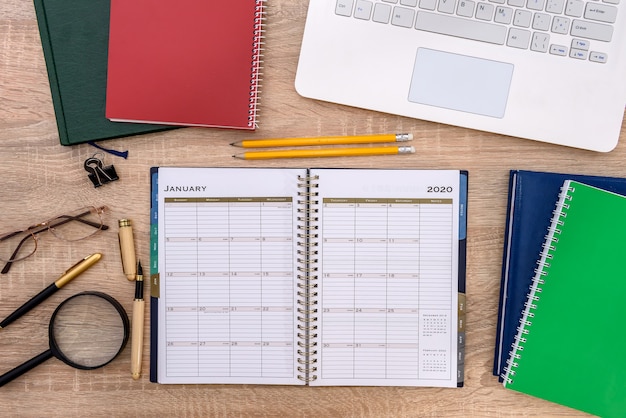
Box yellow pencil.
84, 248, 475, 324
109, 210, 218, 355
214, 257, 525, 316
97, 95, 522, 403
233, 145, 415, 160
231, 133, 413, 148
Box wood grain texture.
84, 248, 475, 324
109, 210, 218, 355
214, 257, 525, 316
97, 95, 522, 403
1, 0, 623, 416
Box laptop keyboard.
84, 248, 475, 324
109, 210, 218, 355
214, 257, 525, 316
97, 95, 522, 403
335, 0, 618, 63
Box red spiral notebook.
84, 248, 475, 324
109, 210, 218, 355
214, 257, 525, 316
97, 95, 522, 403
106, 0, 264, 130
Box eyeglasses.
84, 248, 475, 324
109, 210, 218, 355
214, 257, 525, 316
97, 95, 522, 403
0, 206, 109, 274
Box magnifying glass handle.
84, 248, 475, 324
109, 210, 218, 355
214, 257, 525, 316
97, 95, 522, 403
0, 349, 53, 387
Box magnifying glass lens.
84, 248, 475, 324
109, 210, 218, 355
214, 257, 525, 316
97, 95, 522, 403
51, 293, 127, 368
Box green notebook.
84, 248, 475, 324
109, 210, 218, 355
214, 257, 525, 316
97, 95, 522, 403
503, 180, 626, 417
34, 0, 174, 145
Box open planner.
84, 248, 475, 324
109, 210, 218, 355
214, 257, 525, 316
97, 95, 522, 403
150, 167, 467, 386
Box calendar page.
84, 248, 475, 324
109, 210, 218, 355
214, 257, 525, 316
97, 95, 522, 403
153, 167, 305, 385
310, 169, 461, 387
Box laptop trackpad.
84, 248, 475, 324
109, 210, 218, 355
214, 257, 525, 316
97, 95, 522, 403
408, 48, 514, 118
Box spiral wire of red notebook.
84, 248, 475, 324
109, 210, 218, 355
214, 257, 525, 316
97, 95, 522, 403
106, 0, 264, 129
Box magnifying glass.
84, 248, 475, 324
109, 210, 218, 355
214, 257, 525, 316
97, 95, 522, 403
0, 291, 129, 387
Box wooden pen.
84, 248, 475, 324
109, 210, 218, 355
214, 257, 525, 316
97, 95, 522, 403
130, 261, 145, 380
118, 219, 137, 280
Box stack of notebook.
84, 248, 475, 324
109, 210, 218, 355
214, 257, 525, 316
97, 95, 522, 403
495, 170, 626, 417
35, 0, 264, 146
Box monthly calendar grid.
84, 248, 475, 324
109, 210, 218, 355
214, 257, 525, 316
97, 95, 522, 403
162, 197, 296, 379
319, 198, 454, 381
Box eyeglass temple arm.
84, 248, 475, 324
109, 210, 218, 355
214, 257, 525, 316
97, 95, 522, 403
0, 230, 24, 241
1, 232, 36, 274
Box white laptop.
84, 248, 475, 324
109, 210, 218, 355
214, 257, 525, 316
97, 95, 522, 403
295, 0, 626, 152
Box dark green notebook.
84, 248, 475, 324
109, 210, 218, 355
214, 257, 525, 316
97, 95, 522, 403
503, 180, 626, 417
34, 0, 174, 145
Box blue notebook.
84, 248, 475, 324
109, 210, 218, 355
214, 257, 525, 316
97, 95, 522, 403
493, 170, 626, 379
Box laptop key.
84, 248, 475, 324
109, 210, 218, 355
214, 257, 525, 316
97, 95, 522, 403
495, 6, 514, 24
571, 19, 613, 41
531, 32, 550, 52
507, 27, 531, 48
551, 16, 570, 34
415, 11, 507, 44
550, 44, 568, 55
419, 0, 437, 10
584, 3, 617, 24
373, 3, 393, 22
438, 0, 457, 13
392, 6, 416, 27
475, 2, 495, 20
354, 0, 374, 19
457, 0, 476, 17
589, 51, 608, 63
532, 13, 551, 31
336, 0, 354, 16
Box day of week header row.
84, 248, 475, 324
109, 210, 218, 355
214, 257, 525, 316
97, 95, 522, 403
323, 198, 453, 204
165, 197, 293, 203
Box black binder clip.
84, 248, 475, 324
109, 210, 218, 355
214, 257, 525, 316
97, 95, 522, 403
84, 154, 119, 188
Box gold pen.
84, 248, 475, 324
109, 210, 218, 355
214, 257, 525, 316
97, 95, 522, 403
131, 261, 145, 380
0, 253, 102, 329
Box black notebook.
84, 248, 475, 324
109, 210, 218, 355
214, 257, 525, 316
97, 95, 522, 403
34, 0, 174, 145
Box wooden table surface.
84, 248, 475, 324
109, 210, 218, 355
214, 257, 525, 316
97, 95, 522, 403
1, 1, 624, 416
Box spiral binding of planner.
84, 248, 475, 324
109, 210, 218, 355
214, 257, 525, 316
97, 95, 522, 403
295, 174, 320, 382
502, 183, 574, 384
248, 0, 266, 128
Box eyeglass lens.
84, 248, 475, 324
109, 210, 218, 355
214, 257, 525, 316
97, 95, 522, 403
47, 206, 105, 242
